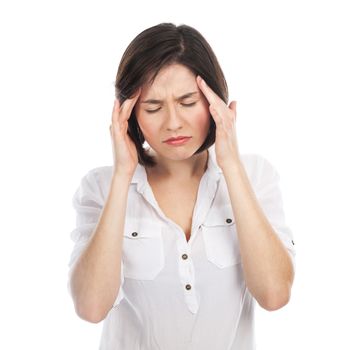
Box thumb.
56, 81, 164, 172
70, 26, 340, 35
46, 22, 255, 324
228, 101, 237, 121
228, 101, 237, 110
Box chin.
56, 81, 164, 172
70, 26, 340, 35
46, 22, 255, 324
157, 145, 198, 160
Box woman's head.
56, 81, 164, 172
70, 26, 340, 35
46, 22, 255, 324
115, 22, 228, 167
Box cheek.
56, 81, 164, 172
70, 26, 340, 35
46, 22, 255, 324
136, 113, 156, 137
191, 106, 211, 131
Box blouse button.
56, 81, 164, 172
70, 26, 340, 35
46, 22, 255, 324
226, 218, 232, 224
185, 284, 191, 290
131, 232, 138, 237
182, 254, 188, 260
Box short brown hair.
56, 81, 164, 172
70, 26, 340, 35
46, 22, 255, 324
115, 22, 228, 167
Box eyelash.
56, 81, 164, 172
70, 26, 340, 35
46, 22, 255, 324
146, 102, 197, 114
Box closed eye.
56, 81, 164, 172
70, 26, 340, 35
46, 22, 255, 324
146, 102, 197, 114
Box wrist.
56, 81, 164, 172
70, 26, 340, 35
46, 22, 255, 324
111, 171, 133, 186
220, 158, 244, 175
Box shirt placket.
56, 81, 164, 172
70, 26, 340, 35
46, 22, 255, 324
136, 164, 221, 314
176, 171, 220, 313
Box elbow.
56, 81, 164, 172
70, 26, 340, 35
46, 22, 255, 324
71, 288, 119, 323
69, 285, 110, 324
258, 264, 295, 311
68, 268, 121, 323
74, 301, 108, 323
258, 284, 292, 311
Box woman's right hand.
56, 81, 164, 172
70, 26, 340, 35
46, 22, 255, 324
109, 89, 141, 178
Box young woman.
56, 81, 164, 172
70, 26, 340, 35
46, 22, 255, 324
68, 22, 296, 350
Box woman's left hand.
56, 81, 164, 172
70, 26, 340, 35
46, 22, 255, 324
196, 76, 241, 170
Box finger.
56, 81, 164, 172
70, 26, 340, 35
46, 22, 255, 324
111, 99, 126, 135
228, 101, 237, 111
208, 104, 222, 126
109, 123, 117, 141
228, 101, 237, 121
112, 98, 121, 124
196, 76, 224, 107
111, 89, 141, 126
119, 88, 141, 120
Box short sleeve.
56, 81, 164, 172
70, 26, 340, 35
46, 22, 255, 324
68, 168, 125, 307
255, 156, 296, 267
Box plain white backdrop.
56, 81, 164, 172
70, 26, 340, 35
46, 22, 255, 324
1, 0, 349, 349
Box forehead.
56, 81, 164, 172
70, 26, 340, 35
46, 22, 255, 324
142, 64, 197, 97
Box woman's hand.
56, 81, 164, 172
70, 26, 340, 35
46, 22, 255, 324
196, 76, 241, 170
109, 89, 141, 177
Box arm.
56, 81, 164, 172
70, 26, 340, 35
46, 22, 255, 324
69, 173, 131, 323
196, 75, 294, 310
222, 161, 294, 311
69, 91, 141, 323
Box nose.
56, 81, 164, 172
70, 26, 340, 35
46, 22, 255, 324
165, 105, 183, 131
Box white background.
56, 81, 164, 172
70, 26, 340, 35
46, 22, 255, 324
1, 0, 349, 349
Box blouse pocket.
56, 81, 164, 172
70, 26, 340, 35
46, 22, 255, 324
202, 205, 241, 268
122, 219, 165, 280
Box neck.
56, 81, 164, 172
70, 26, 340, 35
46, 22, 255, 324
145, 148, 209, 182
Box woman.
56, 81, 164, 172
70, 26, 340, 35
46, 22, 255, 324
68, 22, 296, 350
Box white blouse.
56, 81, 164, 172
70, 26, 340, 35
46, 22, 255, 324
68, 145, 296, 350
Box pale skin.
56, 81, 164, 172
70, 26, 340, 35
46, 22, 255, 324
195, 74, 295, 310
134, 64, 211, 180
70, 64, 293, 323
135, 64, 294, 310
134, 64, 212, 241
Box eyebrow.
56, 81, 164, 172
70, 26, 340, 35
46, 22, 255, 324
140, 91, 199, 104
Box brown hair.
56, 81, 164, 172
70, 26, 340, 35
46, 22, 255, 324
114, 22, 228, 167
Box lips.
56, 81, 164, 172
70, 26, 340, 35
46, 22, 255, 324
163, 136, 191, 142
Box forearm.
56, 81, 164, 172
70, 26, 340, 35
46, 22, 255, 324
69, 173, 131, 322
222, 160, 294, 311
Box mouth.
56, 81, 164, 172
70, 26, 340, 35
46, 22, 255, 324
163, 136, 192, 146
163, 136, 191, 142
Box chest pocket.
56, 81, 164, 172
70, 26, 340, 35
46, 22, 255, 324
201, 204, 241, 268
122, 218, 165, 280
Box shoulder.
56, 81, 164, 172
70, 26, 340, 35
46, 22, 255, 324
210, 145, 276, 179
241, 152, 277, 169
86, 165, 113, 181
76, 165, 114, 200
239, 153, 280, 186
